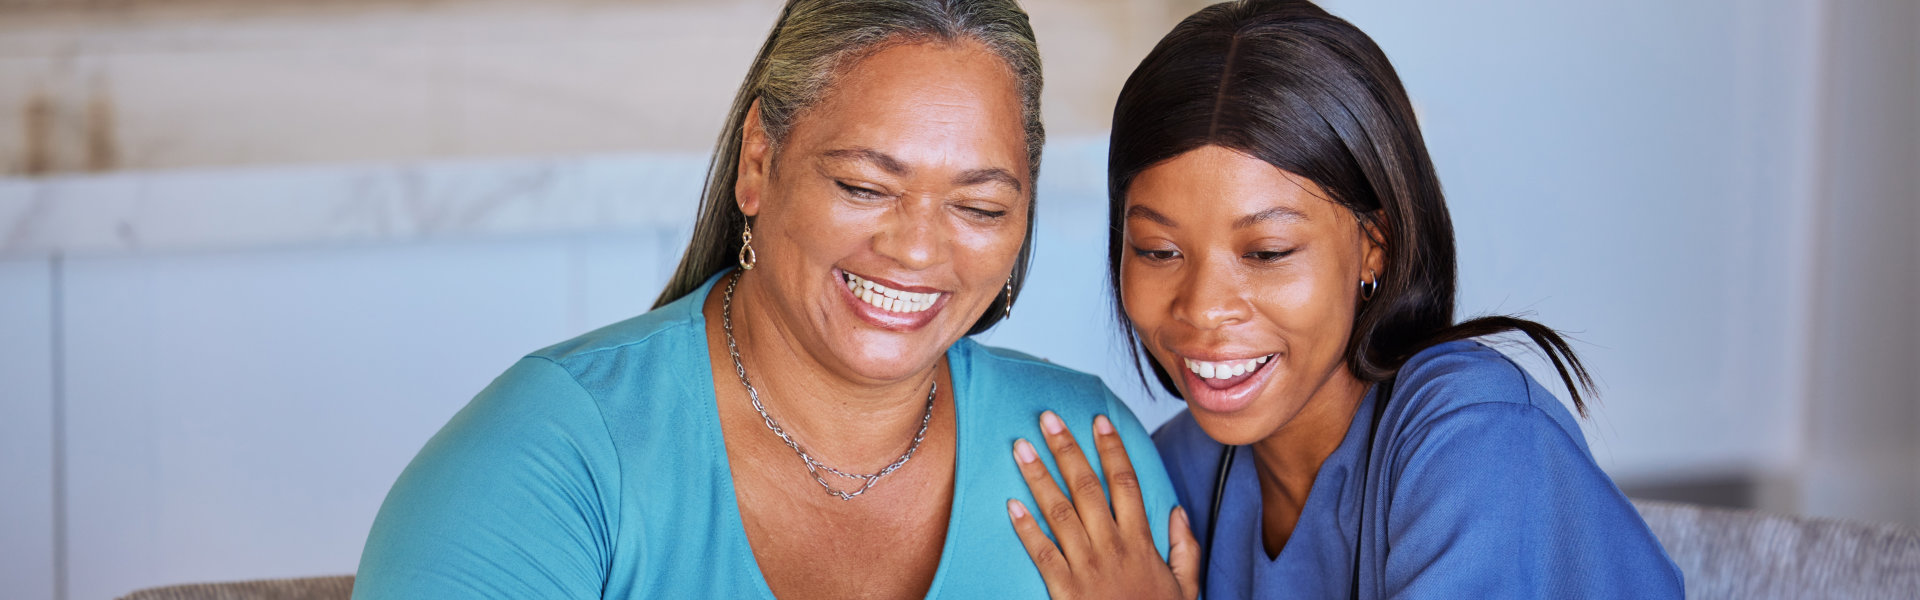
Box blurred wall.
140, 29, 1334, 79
0, 0, 1208, 175
1, 1, 1915, 599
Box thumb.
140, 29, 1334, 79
1168, 506, 1202, 600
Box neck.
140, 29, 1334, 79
708, 271, 944, 469
1247, 367, 1369, 558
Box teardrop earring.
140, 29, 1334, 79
738, 220, 758, 270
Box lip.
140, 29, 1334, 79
834, 267, 950, 332
1173, 350, 1279, 415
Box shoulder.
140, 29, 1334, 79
955, 339, 1157, 447
1375, 344, 1681, 597
500, 282, 714, 418
955, 339, 1144, 435
530, 288, 705, 376
1387, 340, 1585, 451
959, 339, 1110, 397
359, 355, 623, 597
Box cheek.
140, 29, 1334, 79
1255, 265, 1357, 354
764, 187, 870, 256
1118, 258, 1171, 328
952, 209, 1028, 275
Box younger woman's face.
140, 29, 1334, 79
1121, 145, 1382, 444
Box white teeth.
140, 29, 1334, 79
1183, 354, 1275, 381
843, 271, 941, 314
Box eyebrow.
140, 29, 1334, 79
822, 148, 907, 176
955, 167, 1024, 194
1232, 206, 1309, 229
1126, 205, 1177, 227
1126, 204, 1308, 229
821, 147, 1024, 193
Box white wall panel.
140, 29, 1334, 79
58, 239, 578, 599
1320, 0, 1824, 483
0, 258, 56, 600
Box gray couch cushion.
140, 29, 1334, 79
118, 575, 353, 600
110, 502, 1920, 599
1634, 499, 1920, 599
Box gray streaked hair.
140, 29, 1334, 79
652, 0, 1044, 335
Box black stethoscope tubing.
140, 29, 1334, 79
1199, 377, 1394, 599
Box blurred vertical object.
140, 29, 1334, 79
1799, 0, 1920, 528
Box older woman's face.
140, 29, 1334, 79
735, 40, 1030, 382
1121, 146, 1382, 445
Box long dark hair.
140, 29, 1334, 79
651, 0, 1045, 335
1108, 0, 1592, 414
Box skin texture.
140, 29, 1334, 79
1123, 145, 1382, 556
701, 39, 1031, 600
1010, 145, 1385, 596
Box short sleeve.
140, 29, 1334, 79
354, 357, 622, 599
1381, 403, 1682, 599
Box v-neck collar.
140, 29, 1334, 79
1209, 387, 1383, 599
681, 270, 976, 599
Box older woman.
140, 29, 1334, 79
352, 1, 1179, 598
1004, 1, 1682, 598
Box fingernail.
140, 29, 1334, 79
1094, 414, 1115, 435
1008, 499, 1029, 519
1040, 411, 1065, 435
1175, 506, 1190, 527
1014, 438, 1038, 463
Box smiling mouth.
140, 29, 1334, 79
843, 271, 943, 314
1182, 354, 1276, 390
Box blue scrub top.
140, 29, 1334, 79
1154, 341, 1683, 599
354, 271, 1179, 599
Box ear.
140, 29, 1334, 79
735, 99, 773, 218
1359, 213, 1387, 282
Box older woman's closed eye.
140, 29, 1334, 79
350, 2, 1185, 599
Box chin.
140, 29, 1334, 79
837, 330, 949, 381
1186, 407, 1284, 446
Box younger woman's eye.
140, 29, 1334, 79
836, 181, 885, 200
1245, 248, 1298, 262
1131, 246, 1181, 262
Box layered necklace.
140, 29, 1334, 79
721, 270, 937, 501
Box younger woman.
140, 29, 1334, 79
1002, 1, 1682, 597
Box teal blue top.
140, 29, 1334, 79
354, 272, 1179, 599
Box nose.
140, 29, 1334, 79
871, 195, 948, 271
1170, 253, 1251, 330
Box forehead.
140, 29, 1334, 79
783, 40, 1030, 179
1127, 146, 1345, 224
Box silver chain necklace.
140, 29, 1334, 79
722, 270, 937, 501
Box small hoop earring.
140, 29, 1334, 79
737, 220, 757, 271
1359, 269, 1378, 301
1002, 276, 1015, 320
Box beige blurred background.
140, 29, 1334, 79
2, 1, 1915, 598
0, 0, 1211, 175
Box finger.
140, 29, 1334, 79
1168, 506, 1202, 600
1013, 437, 1092, 559
1039, 411, 1119, 544
1091, 414, 1150, 541
1007, 499, 1074, 593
